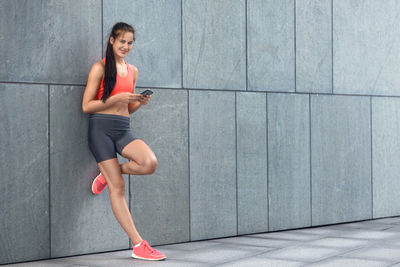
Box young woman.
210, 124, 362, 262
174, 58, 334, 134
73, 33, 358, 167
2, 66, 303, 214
82, 22, 166, 261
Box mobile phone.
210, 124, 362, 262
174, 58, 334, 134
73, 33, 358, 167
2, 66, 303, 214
140, 89, 153, 97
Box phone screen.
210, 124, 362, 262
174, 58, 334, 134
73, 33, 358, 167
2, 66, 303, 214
140, 90, 153, 96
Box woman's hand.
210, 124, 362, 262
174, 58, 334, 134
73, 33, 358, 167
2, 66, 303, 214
139, 95, 151, 105
112, 92, 144, 104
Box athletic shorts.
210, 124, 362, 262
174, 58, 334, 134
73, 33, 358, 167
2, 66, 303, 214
88, 113, 137, 163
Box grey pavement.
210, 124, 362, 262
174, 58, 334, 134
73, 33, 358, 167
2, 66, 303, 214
7, 216, 400, 267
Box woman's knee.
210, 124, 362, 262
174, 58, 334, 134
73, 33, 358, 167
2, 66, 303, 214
143, 156, 157, 174
108, 179, 125, 195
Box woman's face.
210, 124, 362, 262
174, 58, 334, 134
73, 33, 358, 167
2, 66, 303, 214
110, 31, 135, 58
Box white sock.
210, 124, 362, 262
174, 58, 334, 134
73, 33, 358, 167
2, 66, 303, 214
134, 241, 143, 248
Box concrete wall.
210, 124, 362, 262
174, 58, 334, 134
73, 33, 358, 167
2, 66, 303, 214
2, 0, 400, 264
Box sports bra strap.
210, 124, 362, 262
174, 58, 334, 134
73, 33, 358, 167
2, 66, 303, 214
125, 60, 131, 76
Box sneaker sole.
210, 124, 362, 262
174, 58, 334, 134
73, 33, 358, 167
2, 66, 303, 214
91, 174, 104, 195
131, 253, 166, 261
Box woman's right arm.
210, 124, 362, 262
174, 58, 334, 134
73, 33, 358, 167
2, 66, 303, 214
82, 62, 118, 114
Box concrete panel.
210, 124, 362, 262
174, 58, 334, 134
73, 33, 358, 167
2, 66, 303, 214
296, 0, 332, 93
268, 93, 311, 231
333, 0, 400, 95
247, 0, 295, 92
50, 86, 129, 257
189, 90, 236, 240
103, 0, 182, 88
0, 83, 49, 264
372, 97, 400, 218
129, 89, 189, 246
183, 0, 246, 90
311, 95, 372, 226
0, 0, 101, 84
236, 92, 268, 235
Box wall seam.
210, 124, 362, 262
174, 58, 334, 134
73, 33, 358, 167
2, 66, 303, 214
245, 0, 248, 91
2, 80, 400, 99
370, 96, 374, 218
101, 0, 104, 57
235, 92, 239, 235
309, 94, 313, 226
181, 0, 184, 88
48, 84, 51, 257
266, 93, 270, 231
141, 87, 400, 99
187, 90, 191, 241
0, 81, 86, 86
128, 172, 131, 248
331, 0, 334, 94
294, 0, 297, 93
183, 0, 191, 242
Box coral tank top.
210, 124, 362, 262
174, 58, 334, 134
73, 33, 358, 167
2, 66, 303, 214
96, 58, 134, 100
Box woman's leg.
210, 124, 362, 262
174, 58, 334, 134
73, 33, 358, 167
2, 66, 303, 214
120, 139, 157, 175
98, 158, 143, 246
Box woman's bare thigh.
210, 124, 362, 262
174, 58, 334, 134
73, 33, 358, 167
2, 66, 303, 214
120, 139, 156, 164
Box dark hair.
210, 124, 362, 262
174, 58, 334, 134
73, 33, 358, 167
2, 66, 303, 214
102, 22, 135, 102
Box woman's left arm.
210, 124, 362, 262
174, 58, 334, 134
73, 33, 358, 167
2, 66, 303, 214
128, 65, 142, 114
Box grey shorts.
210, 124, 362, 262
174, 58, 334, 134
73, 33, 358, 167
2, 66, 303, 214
88, 113, 137, 163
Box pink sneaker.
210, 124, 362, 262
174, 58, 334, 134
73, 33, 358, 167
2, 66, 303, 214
132, 240, 166, 261
91, 173, 107, 195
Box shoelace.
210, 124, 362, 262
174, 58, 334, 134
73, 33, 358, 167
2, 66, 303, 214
144, 242, 155, 253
